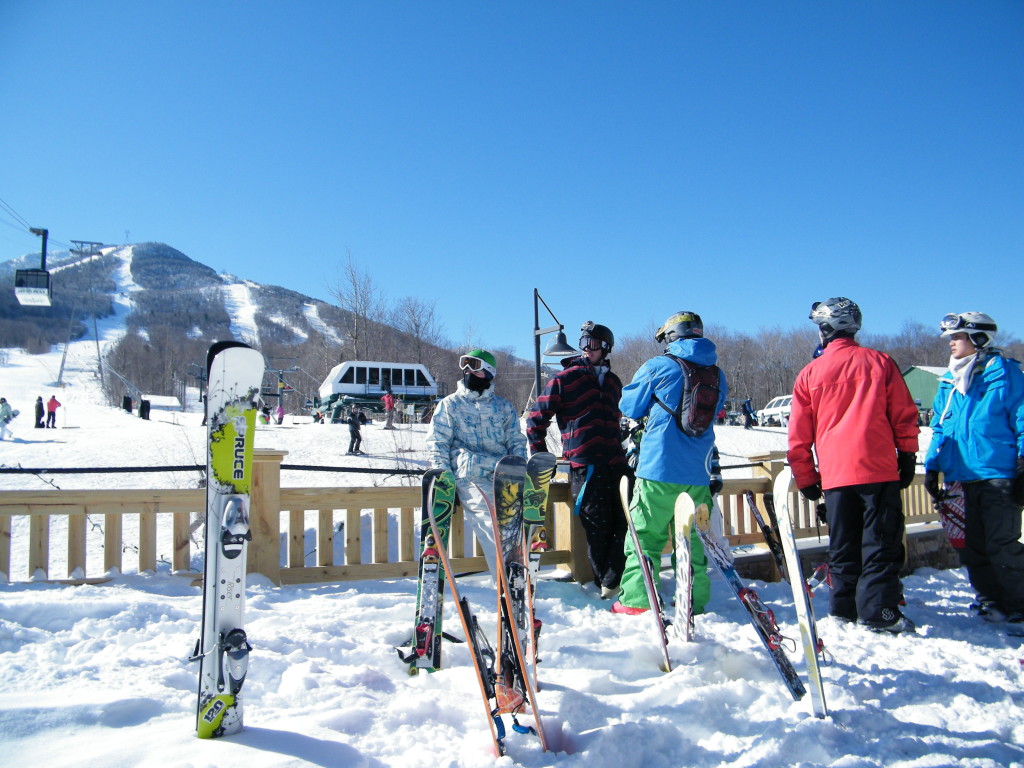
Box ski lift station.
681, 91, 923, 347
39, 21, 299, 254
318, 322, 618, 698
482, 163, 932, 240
317, 361, 439, 417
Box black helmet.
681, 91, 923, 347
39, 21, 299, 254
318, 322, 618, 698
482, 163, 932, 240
655, 311, 703, 344
579, 321, 614, 353
809, 297, 861, 344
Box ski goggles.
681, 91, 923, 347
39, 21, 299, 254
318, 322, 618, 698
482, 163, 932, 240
939, 313, 965, 332
939, 313, 997, 333
459, 355, 496, 376
579, 335, 611, 353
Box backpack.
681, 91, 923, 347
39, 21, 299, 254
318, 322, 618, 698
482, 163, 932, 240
652, 354, 721, 438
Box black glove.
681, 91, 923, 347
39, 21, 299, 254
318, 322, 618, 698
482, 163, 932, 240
1013, 457, 1024, 506
709, 448, 722, 495
924, 470, 942, 502
897, 451, 917, 490
799, 483, 822, 502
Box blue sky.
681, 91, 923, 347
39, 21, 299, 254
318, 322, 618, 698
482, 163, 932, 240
2, 1, 1021, 358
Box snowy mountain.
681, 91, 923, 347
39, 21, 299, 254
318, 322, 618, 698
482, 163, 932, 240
0, 242, 353, 352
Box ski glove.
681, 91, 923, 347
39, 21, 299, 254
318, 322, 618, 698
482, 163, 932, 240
709, 446, 722, 496
1013, 457, 1024, 506
799, 483, 822, 502
924, 470, 942, 502
897, 451, 917, 490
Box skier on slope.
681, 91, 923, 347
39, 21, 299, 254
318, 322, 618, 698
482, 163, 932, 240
46, 395, 61, 428
346, 406, 364, 455
923, 311, 1024, 631
425, 349, 527, 582
788, 297, 919, 634
0, 397, 14, 441
527, 321, 629, 599
613, 311, 727, 616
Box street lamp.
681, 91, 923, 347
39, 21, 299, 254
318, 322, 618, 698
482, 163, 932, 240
533, 288, 578, 403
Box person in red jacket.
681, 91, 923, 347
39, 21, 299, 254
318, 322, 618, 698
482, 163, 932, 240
787, 297, 920, 633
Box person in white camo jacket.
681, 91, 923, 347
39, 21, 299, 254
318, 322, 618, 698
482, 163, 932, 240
426, 349, 527, 582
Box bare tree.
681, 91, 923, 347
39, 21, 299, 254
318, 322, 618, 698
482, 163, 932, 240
390, 296, 449, 365
328, 254, 388, 361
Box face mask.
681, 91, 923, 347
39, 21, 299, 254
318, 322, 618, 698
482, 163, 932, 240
464, 371, 491, 393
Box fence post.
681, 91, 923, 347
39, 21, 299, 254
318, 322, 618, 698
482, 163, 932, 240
551, 481, 589, 582
249, 449, 286, 585
749, 450, 788, 486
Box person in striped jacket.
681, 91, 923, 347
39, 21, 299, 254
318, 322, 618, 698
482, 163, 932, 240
527, 321, 628, 599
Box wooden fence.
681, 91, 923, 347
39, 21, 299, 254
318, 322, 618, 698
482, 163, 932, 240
0, 450, 940, 585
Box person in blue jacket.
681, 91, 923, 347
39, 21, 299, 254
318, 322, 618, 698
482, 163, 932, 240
612, 311, 727, 616
924, 311, 1024, 629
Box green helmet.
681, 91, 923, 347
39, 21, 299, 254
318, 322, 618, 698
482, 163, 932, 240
459, 349, 497, 379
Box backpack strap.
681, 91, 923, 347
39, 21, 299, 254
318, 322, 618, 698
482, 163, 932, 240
651, 354, 688, 419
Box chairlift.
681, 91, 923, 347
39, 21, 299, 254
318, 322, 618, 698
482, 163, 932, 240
15, 227, 52, 307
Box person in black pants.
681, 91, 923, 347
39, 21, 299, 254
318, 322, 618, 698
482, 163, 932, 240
346, 406, 363, 455
527, 321, 628, 599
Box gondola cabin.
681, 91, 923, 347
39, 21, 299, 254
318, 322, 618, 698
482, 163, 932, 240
14, 267, 52, 307
317, 361, 439, 418
16, 227, 53, 307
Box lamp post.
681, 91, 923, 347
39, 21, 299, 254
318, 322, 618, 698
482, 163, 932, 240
533, 288, 578, 404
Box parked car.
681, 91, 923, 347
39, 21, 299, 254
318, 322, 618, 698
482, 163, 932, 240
758, 395, 792, 427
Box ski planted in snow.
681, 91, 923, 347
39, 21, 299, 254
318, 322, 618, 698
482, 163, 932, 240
398, 468, 457, 674
523, 451, 556, 679
192, 340, 264, 738
489, 455, 548, 751
773, 469, 828, 717
673, 492, 695, 642
422, 471, 506, 756
618, 475, 673, 673
745, 490, 787, 579
693, 500, 807, 701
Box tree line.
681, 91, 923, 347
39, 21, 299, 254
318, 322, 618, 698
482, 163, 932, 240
7, 247, 1021, 419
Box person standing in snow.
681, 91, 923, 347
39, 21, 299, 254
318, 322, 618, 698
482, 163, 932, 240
46, 395, 61, 428
34, 396, 45, 429
923, 312, 1024, 629
613, 311, 727, 617
346, 406, 364, 455
741, 398, 756, 429
381, 391, 397, 430
0, 397, 15, 441
425, 349, 527, 582
788, 297, 919, 633
527, 321, 629, 599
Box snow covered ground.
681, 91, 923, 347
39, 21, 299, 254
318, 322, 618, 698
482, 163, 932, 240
3, 315, 1024, 766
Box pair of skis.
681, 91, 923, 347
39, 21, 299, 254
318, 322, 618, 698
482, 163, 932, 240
398, 467, 460, 674
192, 341, 265, 738
619, 472, 826, 716
407, 455, 554, 755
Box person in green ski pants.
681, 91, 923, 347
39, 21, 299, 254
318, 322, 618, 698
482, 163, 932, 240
613, 311, 728, 615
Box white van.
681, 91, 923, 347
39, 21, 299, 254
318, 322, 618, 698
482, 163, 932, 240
758, 395, 793, 427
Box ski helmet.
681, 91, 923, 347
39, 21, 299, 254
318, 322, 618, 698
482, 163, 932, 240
939, 311, 997, 349
655, 311, 703, 344
459, 349, 497, 379
809, 297, 861, 344
579, 320, 614, 353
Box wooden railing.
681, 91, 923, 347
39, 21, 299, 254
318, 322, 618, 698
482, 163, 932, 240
0, 450, 939, 585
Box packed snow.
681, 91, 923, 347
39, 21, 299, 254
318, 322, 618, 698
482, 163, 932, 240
2, 304, 1024, 766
